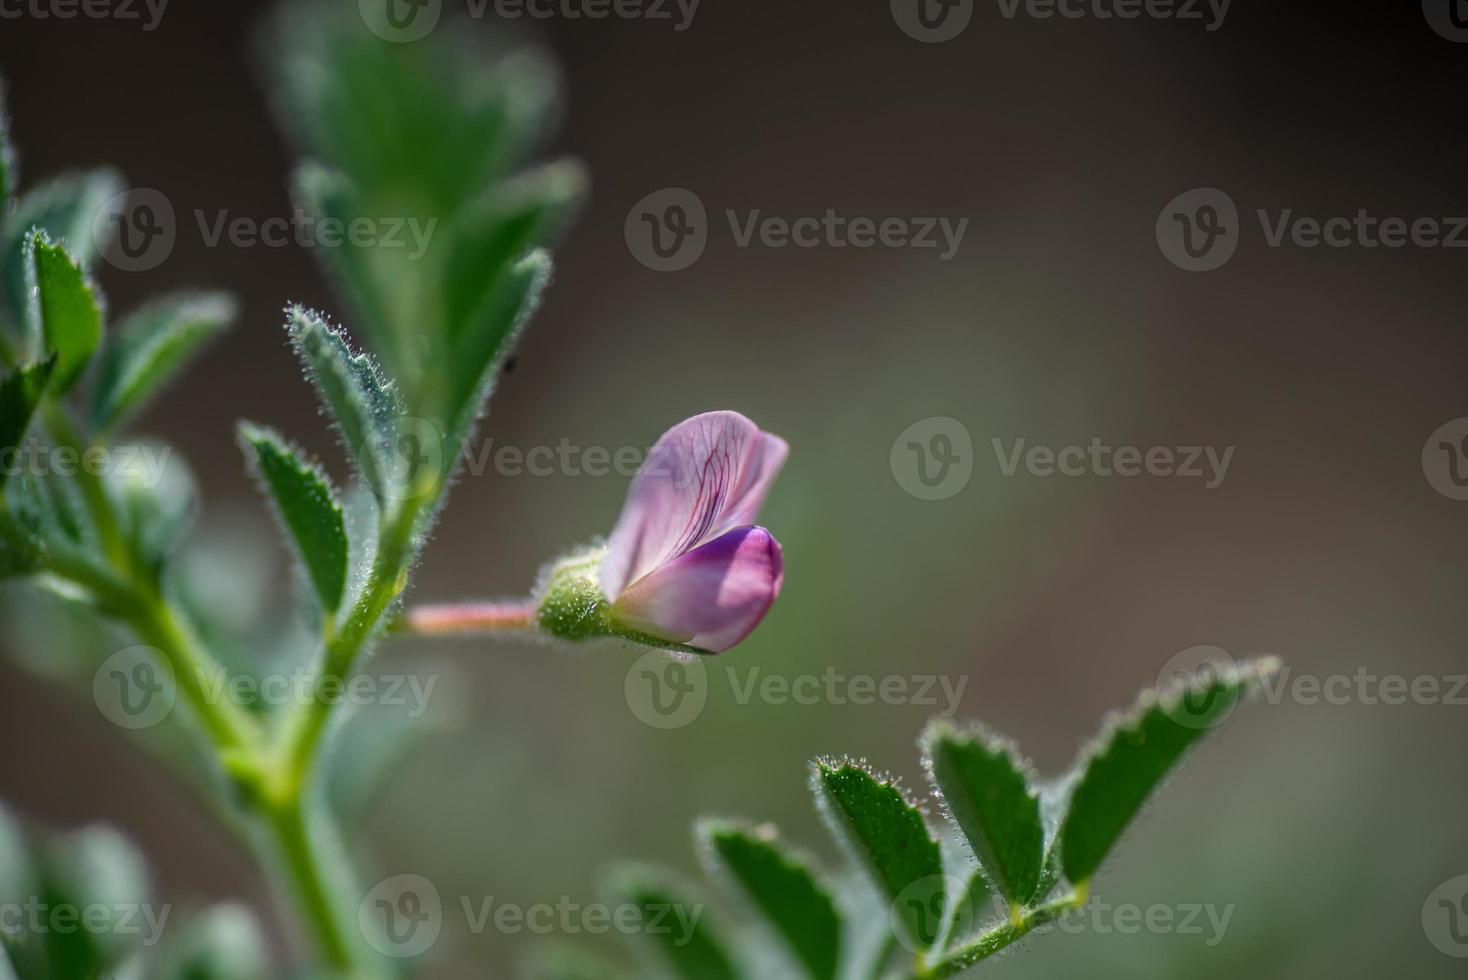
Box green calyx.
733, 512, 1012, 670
534, 547, 708, 654
535, 549, 615, 642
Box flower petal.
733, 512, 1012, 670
600, 411, 787, 598
610, 526, 784, 653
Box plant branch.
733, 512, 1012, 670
911, 888, 1088, 980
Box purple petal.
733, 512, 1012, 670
600, 411, 788, 599
610, 526, 784, 653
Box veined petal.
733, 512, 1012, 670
600, 411, 787, 599
610, 526, 784, 654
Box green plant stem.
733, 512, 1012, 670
272, 497, 422, 804
267, 796, 359, 973
910, 888, 1088, 980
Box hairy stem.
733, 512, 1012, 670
267, 796, 359, 973
398, 598, 536, 635
911, 888, 1088, 980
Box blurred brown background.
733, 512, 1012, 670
2, 1, 1467, 976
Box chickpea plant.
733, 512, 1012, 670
0, 4, 1277, 979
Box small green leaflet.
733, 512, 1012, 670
0, 355, 54, 492
155, 905, 265, 980
3, 170, 122, 325
26, 232, 102, 392
1058, 657, 1279, 884
922, 722, 1045, 906
443, 162, 585, 338
699, 820, 841, 980
90, 293, 236, 434
811, 760, 946, 951
604, 866, 737, 980
285, 306, 401, 503
441, 249, 550, 450
239, 424, 348, 612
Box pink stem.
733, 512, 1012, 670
402, 599, 537, 636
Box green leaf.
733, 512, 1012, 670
922, 722, 1045, 906
158, 904, 266, 980
289, 166, 402, 373
698, 820, 842, 980
524, 945, 626, 980
0, 512, 41, 579
271, 6, 579, 400
112, 442, 195, 581
26, 231, 102, 392
35, 825, 151, 979
3, 169, 121, 325
1058, 658, 1279, 884
0, 356, 54, 491
90, 292, 236, 433
442, 162, 585, 339
283, 305, 401, 501
440, 249, 551, 450
239, 423, 348, 612
604, 865, 737, 980
272, 4, 560, 217
811, 760, 946, 950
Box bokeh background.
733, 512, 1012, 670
2, 1, 1467, 977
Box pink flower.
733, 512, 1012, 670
599, 411, 787, 653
